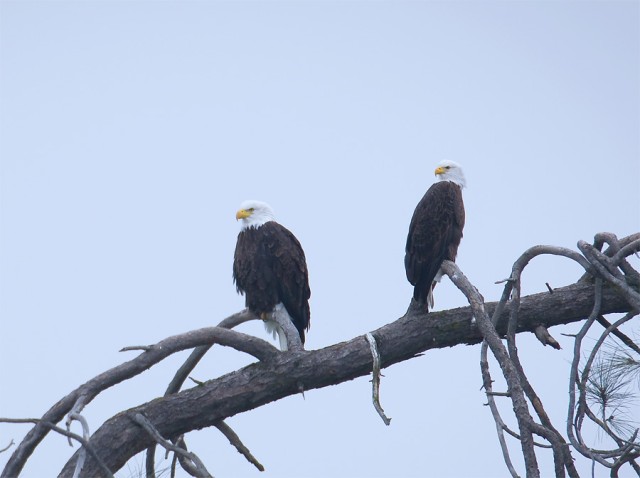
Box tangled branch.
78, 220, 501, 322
449, 233, 639, 478
1, 233, 637, 477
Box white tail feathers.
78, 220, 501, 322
263, 303, 292, 351
264, 319, 288, 351
428, 269, 445, 309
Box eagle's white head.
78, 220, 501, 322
435, 160, 466, 188
236, 200, 276, 230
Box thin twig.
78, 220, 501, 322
501, 426, 554, 449
68, 412, 90, 478
365, 333, 391, 426
0, 440, 14, 454
0, 418, 113, 477
486, 391, 512, 397
595, 315, 640, 356
119, 345, 152, 352
214, 421, 265, 471
480, 342, 521, 478
132, 413, 213, 478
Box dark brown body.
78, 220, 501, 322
233, 221, 311, 343
405, 180, 465, 306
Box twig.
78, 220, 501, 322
68, 412, 90, 478
146, 309, 261, 478
486, 391, 511, 397
595, 315, 640, 356
0, 440, 14, 454
172, 436, 206, 477
119, 345, 152, 352
132, 413, 213, 478
480, 342, 521, 478
0, 418, 113, 477
365, 333, 391, 426
214, 421, 265, 471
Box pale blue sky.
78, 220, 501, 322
1, 1, 639, 477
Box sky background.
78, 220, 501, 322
1, 1, 639, 477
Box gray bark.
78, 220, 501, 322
51, 280, 630, 477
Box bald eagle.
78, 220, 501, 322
405, 160, 466, 309
233, 200, 311, 350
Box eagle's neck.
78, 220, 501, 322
240, 215, 274, 231
439, 176, 466, 189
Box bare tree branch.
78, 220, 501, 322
132, 413, 213, 478
2, 234, 636, 478
145, 310, 262, 477
365, 332, 391, 426
213, 421, 264, 472
0, 418, 113, 478
480, 342, 521, 478
0, 441, 13, 455
3, 314, 273, 478
595, 315, 640, 356
34, 278, 633, 477
441, 261, 541, 478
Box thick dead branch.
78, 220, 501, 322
145, 310, 261, 477
1, 274, 632, 477
34, 279, 634, 477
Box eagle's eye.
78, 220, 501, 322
248, 208, 255, 212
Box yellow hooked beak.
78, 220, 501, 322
434, 166, 446, 176
236, 209, 252, 220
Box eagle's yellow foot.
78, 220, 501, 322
260, 312, 269, 321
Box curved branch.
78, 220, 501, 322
146, 310, 260, 477
1, 275, 632, 477
46, 276, 633, 477
441, 261, 540, 478
579, 240, 640, 310
0, 419, 113, 478
480, 342, 521, 478
132, 413, 213, 478
2, 312, 273, 478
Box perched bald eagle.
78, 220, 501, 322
405, 160, 466, 309
233, 200, 311, 350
